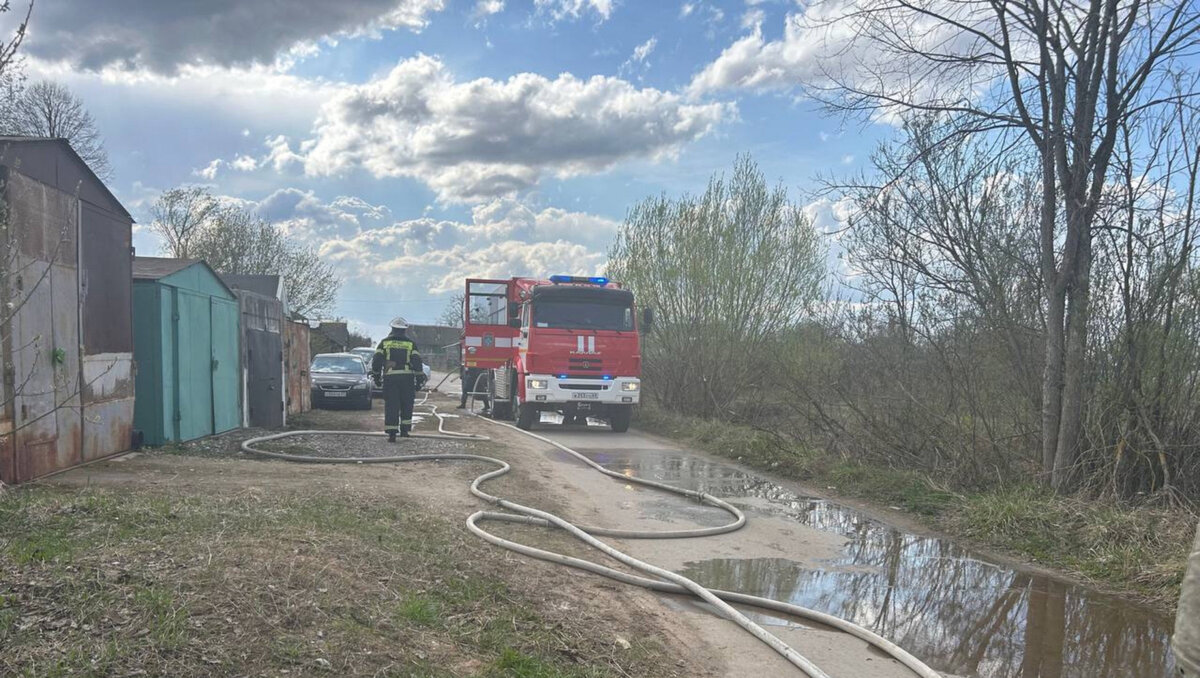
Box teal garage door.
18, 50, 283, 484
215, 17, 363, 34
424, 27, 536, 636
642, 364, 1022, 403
177, 289, 214, 441
211, 298, 241, 434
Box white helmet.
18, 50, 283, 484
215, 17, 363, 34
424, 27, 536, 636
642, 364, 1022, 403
390, 316, 408, 329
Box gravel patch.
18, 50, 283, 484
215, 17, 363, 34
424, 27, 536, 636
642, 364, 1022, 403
258, 432, 476, 460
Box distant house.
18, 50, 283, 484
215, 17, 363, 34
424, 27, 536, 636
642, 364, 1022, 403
310, 321, 350, 357
0, 137, 136, 485
407, 324, 463, 371
132, 258, 241, 445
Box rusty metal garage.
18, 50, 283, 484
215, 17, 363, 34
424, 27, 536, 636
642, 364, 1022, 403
0, 137, 136, 485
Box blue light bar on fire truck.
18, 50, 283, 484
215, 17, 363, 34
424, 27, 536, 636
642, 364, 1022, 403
550, 275, 609, 285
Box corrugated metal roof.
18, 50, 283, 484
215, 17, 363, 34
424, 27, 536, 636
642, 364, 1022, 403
132, 257, 201, 280
221, 273, 281, 299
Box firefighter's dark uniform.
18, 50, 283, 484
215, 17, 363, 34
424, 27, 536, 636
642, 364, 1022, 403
371, 329, 423, 439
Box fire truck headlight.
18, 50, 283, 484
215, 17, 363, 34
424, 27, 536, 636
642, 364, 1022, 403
621, 381, 640, 392
527, 378, 548, 390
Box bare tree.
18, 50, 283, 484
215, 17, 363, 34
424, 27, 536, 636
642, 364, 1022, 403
437, 293, 464, 328
806, 0, 1200, 488
6, 80, 110, 179
190, 202, 341, 318
149, 186, 217, 260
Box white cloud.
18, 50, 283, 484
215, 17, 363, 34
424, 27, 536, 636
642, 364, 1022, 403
619, 37, 657, 78
474, 0, 506, 17
741, 8, 766, 30
631, 37, 657, 63
263, 135, 308, 173
230, 154, 259, 172
803, 196, 857, 278
679, 1, 725, 34
534, 0, 615, 22
29, 59, 340, 137
317, 199, 618, 294
296, 55, 732, 202
252, 188, 392, 239
26, 0, 447, 74
195, 159, 223, 180
841, 154, 854, 164
688, 0, 1012, 114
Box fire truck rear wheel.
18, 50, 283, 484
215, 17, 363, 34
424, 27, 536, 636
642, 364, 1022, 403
609, 405, 632, 433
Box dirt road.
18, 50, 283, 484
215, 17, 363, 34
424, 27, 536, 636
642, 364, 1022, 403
472, 409, 927, 678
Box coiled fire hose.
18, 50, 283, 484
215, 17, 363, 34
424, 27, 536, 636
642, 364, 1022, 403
240, 393, 942, 678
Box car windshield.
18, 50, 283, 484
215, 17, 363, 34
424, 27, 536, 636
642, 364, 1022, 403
311, 356, 366, 374
532, 300, 633, 331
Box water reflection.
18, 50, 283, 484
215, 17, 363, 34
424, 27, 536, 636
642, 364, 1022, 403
574, 447, 1176, 678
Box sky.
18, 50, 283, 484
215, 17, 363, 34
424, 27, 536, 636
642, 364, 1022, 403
12, 0, 889, 341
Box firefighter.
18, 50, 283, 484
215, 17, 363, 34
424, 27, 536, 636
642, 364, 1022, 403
371, 317, 425, 442
456, 335, 490, 412
458, 364, 490, 413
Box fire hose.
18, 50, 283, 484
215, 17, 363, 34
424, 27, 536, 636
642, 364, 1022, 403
239, 392, 942, 678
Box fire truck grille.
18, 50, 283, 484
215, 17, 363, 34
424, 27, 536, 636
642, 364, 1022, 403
562, 384, 604, 390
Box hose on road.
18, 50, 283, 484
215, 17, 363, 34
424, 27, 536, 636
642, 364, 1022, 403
240, 395, 942, 678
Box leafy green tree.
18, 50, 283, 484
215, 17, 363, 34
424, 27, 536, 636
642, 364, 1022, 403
609, 155, 824, 417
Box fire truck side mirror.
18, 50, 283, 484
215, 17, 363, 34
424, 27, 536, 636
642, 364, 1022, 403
507, 301, 520, 319
508, 318, 521, 329
641, 308, 655, 334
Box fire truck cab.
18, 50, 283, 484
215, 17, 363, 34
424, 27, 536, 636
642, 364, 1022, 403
460, 275, 649, 432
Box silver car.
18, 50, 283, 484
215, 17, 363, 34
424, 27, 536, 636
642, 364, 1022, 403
348, 346, 430, 397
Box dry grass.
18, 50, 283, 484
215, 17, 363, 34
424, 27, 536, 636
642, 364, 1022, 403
0, 484, 681, 677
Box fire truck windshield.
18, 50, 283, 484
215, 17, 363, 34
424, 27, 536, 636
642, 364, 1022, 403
532, 299, 633, 331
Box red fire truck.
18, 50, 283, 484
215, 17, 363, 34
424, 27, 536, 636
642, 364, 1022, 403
459, 275, 651, 432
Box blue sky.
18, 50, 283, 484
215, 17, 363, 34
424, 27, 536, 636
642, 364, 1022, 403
18, 0, 889, 340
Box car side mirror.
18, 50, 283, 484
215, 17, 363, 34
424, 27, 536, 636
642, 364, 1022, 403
508, 318, 521, 329
641, 308, 654, 334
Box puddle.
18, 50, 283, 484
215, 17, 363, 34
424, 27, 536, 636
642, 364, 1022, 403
568, 446, 1177, 678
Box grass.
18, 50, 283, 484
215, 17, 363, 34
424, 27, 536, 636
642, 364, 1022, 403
635, 403, 1195, 611
0, 484, 679, 677
396, 595, 441, 627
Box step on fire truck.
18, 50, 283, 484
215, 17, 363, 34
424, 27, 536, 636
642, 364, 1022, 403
460, 275, 652, 432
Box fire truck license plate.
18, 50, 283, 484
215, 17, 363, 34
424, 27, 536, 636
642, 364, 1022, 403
571, 392, 599, 400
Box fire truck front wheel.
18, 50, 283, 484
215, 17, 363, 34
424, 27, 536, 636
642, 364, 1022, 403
609, 405, 632, 433
516, 402, 538, 430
